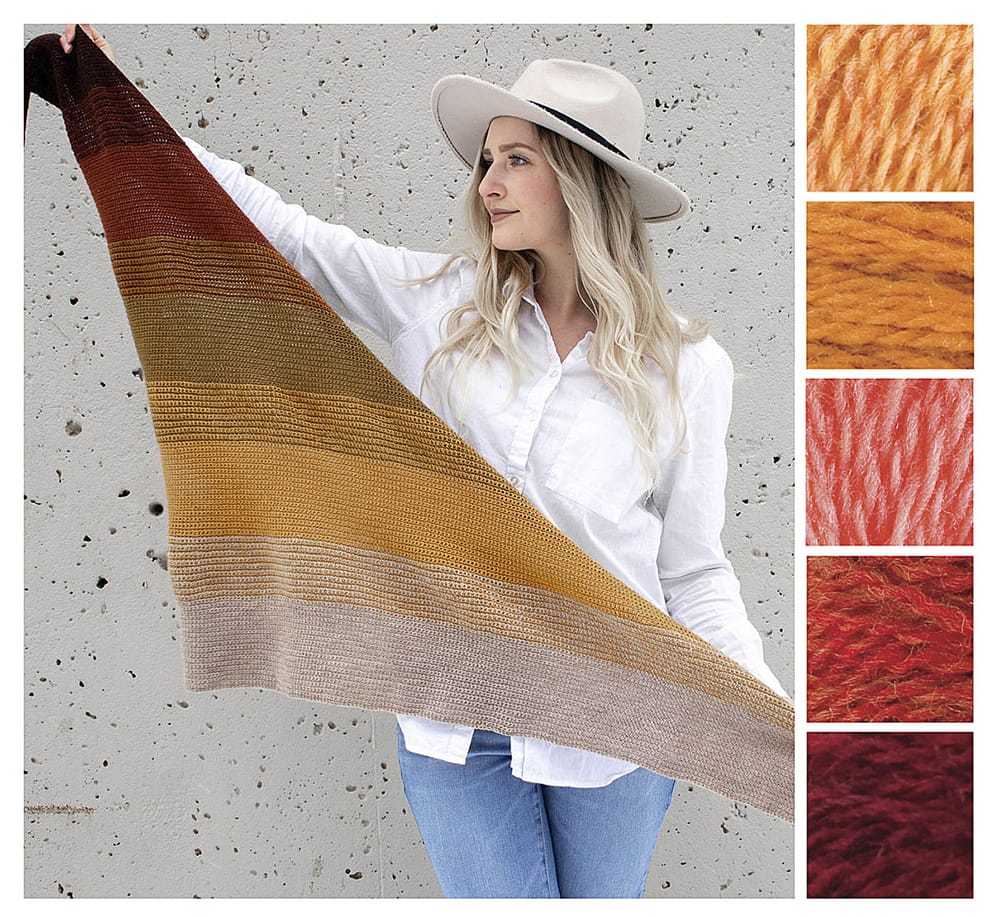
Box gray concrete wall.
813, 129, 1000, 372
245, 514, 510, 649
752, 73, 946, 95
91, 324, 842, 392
24, 23, 794, 898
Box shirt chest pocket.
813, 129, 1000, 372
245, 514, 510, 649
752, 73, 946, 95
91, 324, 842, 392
544, 397, 649, 524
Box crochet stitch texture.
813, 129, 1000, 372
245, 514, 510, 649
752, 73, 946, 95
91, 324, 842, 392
807, 24, 973, 191
24, 30, 793, 821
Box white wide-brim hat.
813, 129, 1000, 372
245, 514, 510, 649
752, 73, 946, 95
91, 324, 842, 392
431, 58, 689, 223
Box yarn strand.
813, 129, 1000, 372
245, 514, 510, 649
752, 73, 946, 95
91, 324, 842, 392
807, 202, 973, 369
808, 25, 973, 191
807, 556, 972, 722
806, 378, 973, 546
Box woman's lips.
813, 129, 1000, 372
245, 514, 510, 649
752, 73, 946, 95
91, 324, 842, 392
490, 209, 517, 224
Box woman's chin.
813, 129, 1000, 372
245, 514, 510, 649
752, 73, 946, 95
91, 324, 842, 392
489, 233, 530, 253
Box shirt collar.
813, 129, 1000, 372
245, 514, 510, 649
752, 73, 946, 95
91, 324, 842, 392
503, 275, 594, 359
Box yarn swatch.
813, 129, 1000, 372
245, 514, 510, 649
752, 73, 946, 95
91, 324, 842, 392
807, 202, 974, 369
807, 24, 973, 191
808, 732, 972, 897
806, 378, 972, 546
807, 556, 972, 722
23, 30, 794, 820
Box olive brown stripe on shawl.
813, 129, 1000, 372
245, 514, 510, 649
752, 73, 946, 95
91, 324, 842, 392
25, 30, 793, 821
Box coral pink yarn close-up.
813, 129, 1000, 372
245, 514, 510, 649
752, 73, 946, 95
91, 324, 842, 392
806, 378, 972, 545
808, 732, 972, 897
807, 556, 972, 722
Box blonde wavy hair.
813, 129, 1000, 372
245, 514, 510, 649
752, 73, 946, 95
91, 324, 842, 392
422, 124, 707, 490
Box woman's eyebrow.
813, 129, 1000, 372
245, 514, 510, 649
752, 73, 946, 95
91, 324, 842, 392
482, 141, 538, 156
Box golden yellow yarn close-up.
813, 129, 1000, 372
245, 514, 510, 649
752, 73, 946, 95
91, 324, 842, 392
807, 202, 973, 369
807, 25, 973, 191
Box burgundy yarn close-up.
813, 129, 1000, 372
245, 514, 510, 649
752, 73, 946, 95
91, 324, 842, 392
808, 556, 973, 722
806, 378, 973, 545
808, 732, 972, 898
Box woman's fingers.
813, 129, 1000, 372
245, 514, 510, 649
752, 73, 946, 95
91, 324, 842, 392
60, 23, 115, 62
59, 24, 76, 53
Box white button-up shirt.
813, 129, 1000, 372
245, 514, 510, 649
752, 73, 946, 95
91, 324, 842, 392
186, 138, 787, 788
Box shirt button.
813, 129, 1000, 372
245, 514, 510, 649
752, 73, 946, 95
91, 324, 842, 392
509, 474, 521, 487
548, 368, 559, 379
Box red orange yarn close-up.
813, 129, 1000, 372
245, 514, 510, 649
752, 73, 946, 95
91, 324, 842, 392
807, 24, 973, 191
807, 732, 972, 897
807, 201, 973, 369
807, 556, 972, 722
806, 378, 972, 546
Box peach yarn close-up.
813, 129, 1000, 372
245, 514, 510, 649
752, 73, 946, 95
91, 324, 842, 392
806, 378, 973, 546
807, 202, 973, 369
807, 25, 973, 191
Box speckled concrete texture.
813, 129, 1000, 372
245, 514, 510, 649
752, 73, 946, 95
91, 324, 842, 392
24, 23, 793, 898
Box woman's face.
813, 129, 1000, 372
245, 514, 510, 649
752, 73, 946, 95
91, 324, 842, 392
478, 117, 572, 259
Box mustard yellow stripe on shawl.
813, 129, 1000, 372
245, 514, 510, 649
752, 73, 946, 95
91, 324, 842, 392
158, 436, 648, 624
149, 381, 515, 490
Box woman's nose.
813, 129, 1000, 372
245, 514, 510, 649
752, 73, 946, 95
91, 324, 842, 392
478, 163, 502, 199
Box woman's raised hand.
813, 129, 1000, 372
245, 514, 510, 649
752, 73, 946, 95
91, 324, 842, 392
60, 24, 115, 63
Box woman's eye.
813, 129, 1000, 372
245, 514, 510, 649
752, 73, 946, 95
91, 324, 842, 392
479, 153, 527, 170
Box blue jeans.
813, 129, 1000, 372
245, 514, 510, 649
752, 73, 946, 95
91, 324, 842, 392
396, 725, 675, 898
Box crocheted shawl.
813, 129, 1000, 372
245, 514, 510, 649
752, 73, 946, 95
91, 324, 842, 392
25, 30, 793, 821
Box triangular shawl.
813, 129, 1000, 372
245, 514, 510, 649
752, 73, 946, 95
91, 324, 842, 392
25, 30, 793, 821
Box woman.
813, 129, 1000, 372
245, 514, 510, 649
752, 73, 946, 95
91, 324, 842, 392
58, 24, 788, 899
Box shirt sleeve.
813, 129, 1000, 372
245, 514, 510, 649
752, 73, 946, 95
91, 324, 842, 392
654, 346, 789, 698
183, 137, 466, 343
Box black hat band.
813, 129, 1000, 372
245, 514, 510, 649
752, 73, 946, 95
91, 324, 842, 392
528, 100, 630, 160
